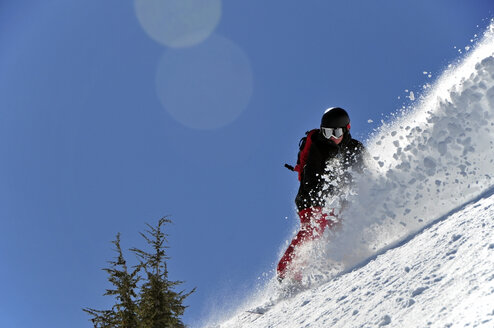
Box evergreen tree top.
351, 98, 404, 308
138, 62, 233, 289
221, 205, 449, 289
83, 216, 194, 328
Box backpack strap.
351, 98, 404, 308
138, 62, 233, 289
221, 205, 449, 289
293, 129, 317, 181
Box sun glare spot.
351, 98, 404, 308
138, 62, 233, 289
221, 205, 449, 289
156, 35, 254, 130
134, 0, 222, 48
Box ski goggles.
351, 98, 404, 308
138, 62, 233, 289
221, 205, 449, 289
321, 127, 345, 139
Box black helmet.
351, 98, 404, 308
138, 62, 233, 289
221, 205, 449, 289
320, 107, 350, 128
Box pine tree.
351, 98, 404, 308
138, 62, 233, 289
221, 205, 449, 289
131, 217, 195, 328
84, 218, 194, 327
83, 233, 140, 328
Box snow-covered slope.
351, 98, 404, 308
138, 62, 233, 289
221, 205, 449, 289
220, 189, 494, 327
211, 22, 494, 327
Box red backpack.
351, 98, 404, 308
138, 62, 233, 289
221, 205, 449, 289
285, 129, 318, 181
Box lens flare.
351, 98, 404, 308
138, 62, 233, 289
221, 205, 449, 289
134, 0, 221, 48
156, 35, 254, 130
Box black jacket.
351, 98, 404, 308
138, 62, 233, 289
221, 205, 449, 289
295, 130, 365, 210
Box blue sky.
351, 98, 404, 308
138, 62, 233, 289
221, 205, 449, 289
0, 1, 493, 327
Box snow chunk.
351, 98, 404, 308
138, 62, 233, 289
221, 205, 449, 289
379, 315, 392, 326
423, 157, 436, 169
411, 287, 428, 297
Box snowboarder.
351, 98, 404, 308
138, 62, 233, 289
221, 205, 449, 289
278, 107, 365, 282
